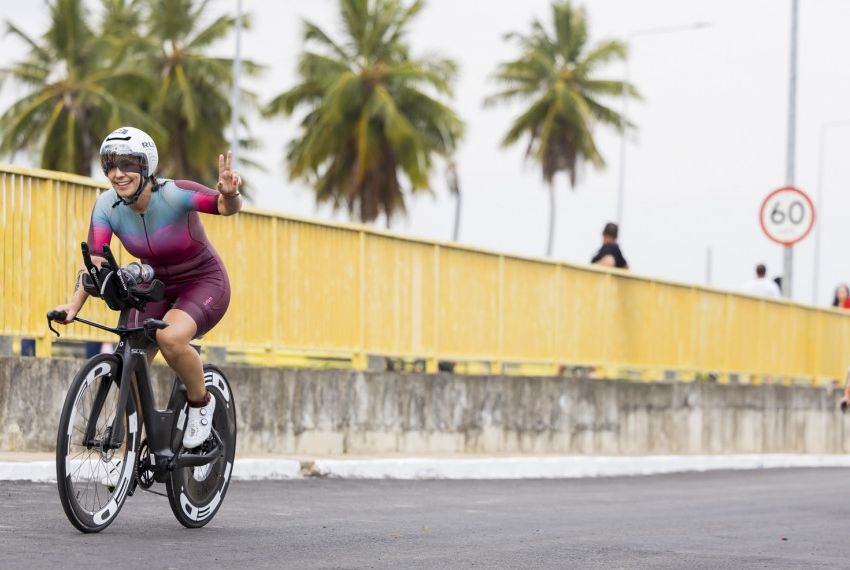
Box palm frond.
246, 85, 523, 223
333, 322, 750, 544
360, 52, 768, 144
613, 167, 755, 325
302, 19, 351, 62
270, 0, 462, 223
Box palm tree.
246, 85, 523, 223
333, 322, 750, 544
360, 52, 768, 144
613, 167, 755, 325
446, 161, 461, 241
265, 0, 464, 226
136, 0, 264, 183
0, 0, 159, 175
485, 1, 637, 256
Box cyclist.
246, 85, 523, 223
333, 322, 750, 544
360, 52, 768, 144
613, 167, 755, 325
51, 126, 242, 448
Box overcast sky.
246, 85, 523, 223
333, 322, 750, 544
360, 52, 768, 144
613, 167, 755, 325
2, 0, 849, 306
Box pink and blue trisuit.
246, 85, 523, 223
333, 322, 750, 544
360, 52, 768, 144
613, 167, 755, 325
87, 179, 231, 337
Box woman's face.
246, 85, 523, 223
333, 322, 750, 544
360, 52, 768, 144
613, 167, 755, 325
107, 166, 142, 198
838, 286, 849, 301
103, 154, 145, 198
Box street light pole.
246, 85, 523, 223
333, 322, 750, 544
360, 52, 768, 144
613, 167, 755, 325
615, 22, 711, 230
782, 0, 799, 298
811, 120, 850, 305
230, 0, 243, 168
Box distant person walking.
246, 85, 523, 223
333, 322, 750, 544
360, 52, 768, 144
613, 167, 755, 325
741, 263, 781, 298
591, 222, 628, 269
833, 284, 850, 309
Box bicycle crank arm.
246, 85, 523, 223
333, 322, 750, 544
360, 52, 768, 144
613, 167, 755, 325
169, 429, 225, 470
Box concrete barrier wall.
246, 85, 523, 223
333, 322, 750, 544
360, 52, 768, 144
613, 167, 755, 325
1, 357, 848, 455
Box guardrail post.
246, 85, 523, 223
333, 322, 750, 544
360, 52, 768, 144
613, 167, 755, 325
35, 334, 52, 357
354, 230, 367, 371
432, 244, 441, 374
352, 352, 368, 369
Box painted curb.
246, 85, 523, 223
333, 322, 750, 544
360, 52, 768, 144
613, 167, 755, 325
3, 454, 850, 482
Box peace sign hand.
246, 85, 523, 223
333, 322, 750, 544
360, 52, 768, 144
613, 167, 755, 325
217, 150, 242, 196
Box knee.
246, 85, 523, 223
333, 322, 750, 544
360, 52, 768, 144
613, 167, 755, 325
156, 328, 189, 355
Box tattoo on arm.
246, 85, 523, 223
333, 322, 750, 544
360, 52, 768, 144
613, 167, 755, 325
73, 269, 84, 294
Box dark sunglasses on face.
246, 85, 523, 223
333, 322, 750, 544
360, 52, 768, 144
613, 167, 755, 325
101, 154, 144, 175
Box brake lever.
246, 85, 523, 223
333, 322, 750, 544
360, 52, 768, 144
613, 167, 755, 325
46, 310, 69, 337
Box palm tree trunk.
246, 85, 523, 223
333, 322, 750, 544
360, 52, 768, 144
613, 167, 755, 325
452, 191, 462, 241
546, 180, 556, 256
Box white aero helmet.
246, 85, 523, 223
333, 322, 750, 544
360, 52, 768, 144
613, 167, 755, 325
99, 126, 159, 179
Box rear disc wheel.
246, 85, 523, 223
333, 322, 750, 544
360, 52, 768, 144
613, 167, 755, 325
166, 365, 237, 528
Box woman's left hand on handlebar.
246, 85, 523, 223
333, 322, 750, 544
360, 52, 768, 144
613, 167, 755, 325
50, 303, 79, 325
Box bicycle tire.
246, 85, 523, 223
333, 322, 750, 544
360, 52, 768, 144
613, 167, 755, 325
56, 354, 140, 533
166, 364, 237, 528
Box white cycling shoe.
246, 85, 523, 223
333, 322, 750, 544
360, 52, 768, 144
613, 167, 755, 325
183, 394, 216, 449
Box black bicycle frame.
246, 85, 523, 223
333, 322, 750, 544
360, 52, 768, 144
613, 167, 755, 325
52, 242, 222, 473
79, 307, 223, 473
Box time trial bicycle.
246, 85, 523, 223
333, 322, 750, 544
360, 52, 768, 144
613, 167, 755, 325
48, 243, 237, 533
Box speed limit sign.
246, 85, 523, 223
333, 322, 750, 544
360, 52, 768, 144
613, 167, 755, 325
759, 186, 815, 246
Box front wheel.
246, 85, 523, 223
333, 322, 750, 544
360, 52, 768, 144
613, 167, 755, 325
166, 364, 237, 528
56, 355, 140, 533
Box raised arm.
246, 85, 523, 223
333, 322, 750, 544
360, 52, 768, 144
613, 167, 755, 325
216, 150, 242, 216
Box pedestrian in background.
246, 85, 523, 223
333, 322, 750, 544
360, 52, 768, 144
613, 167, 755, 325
591, 222, 628, 269
741, 263, 781, 299
833, 284, 850, 309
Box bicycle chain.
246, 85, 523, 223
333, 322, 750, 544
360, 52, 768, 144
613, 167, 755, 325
139, 485, 168, 497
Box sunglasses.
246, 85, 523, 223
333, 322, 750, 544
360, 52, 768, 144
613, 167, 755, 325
101, 153, 145, 175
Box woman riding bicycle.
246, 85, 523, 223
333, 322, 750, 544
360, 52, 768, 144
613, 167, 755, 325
51, 126, 242, 449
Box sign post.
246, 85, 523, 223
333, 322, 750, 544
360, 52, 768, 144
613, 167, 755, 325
759, 186, 815, 297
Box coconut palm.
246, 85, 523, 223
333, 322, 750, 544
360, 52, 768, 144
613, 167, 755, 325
0, 0, 158, 175
265, 0, 464, 226
485, 1, 638, 256
137, 0, 263, 183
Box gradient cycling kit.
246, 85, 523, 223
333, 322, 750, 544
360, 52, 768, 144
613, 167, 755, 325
87, 179, 230, 336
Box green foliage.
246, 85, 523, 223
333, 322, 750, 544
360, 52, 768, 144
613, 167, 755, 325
487, 1, 636, 185
138, 0, 263, 182
0, 0, 159, 174
485, 0, 636, 254
0, 0, 261, 187
265, 0, 464, 225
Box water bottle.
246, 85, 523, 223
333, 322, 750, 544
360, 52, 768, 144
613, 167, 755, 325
119, 262, 155, 286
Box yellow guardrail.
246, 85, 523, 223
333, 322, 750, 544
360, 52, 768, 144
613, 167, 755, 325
3, 163, 850, 383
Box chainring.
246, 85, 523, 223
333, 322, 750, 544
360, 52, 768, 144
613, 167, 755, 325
137, 439, 156, 489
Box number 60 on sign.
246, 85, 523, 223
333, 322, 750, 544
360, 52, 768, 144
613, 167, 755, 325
759, 186, 815, 246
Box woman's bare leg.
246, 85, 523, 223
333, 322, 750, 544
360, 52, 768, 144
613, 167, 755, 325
155, 308, 206, 402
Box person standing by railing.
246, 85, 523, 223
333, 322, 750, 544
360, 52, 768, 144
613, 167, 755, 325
591, 222, 629, 269
741, 263, 781, 299
832, 284, 850, 309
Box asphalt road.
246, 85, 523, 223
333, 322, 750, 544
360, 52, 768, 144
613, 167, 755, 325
3, 468, 850, 569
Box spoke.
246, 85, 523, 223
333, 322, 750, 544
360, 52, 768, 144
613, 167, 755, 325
67, 447, 90, 463
70, 449, 96, 481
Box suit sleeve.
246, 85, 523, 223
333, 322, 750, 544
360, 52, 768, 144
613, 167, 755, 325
86, 199, 113, 256
173, 180, 221, 215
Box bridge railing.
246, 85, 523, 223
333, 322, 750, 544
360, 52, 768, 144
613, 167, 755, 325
3, 164, 849, 383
